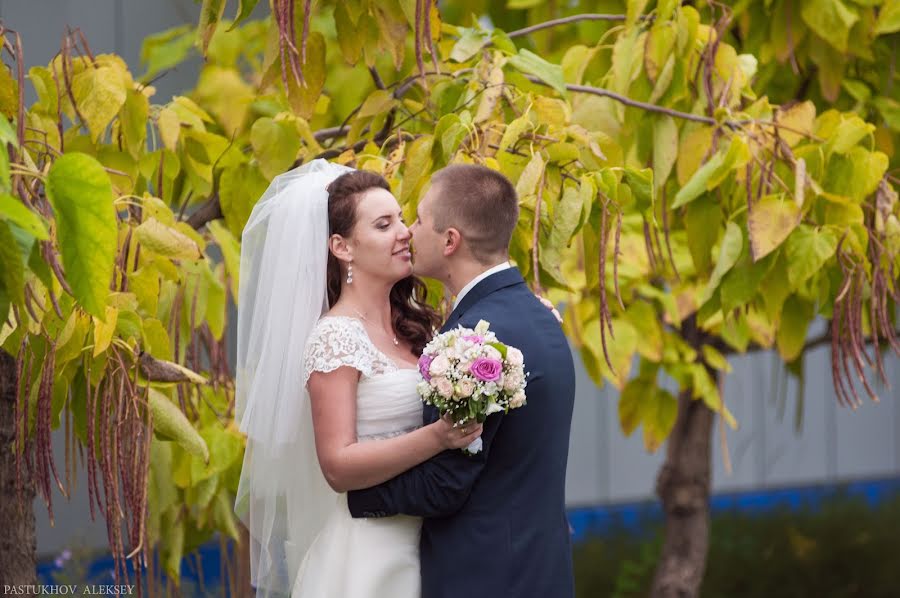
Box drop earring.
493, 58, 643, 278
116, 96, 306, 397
346, 263, 353, 284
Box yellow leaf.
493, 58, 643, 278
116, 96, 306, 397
157, 107, 180, 151
92, 306, 118, 357
748, 194, 801, 261
135, 218, 202, 260
72, 64, 128, 142
777, 101, 816, 147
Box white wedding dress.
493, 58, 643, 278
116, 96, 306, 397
291, 316, 423, 598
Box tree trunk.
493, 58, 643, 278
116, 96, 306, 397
651, 317, 716, 598
0, 349, 37, 586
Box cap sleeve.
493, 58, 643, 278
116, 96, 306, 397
303, 317, 376, 383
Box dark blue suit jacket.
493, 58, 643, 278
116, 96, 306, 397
348, 268, 577, 598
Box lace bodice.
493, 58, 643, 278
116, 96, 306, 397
303, 316, 423, 441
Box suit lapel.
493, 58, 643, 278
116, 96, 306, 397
441, 267, 525, 332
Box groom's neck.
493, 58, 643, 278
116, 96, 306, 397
446, 257, 509, 297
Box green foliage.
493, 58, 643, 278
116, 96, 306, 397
573, 493, 900, 598
1, 0, 898, 588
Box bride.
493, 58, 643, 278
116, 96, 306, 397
233, 160, 482, 597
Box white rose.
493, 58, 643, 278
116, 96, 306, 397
506, 347, 524, 366
430, 354, 451, 377
509, 389, 526, 408
503, 370, 523, 391
482, 346, 502, 360
455, 378, 476, 398
433, 376, 453, 398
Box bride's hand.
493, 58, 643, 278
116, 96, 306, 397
432, 415, 483, 450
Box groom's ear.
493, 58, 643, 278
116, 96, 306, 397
443, 228, 462, 257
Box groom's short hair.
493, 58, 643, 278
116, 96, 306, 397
429, 164, 518, 264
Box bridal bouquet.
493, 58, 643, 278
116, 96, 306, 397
416, 320, 528, 454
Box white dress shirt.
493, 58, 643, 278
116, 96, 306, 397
452, 261, 512, 310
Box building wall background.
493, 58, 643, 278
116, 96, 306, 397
2, 0, 898, 558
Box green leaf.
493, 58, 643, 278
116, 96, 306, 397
507, 0, 544, 8
400, 135, 434, 209
702, 221, 743, 302
250, 118, 302, 180
140, 25, 195, 81
229, 0, 260, 30
875, 0, 900, 34
208, 221, 241, 299
149, 388, 209, 463
748, 194, 801, 261
219, 162, 268, 238
0, 194, 49, 240
71, 63, 128, 142
284, 32, 326, 120
0, 221, 25, 305
623, 167, 654, 214
335, 1, 365, 64
671, 136, 749, 209
450, 28, 489, 63
827, 116, 874, 154
627, 0, 651, 27
684, 194, 720, 275
120, 89, 149, 159
198, 0, 227, 55
873, 96, 900, 131
785, 225, 839, 289
358, 89, 398, 118
618, 375, 654, 436
652, 116, 678, 192
800, 0, 859, 53
135, 218, 202, 261
46, 153, 117, 319
540, 184, 582, 279
507, 49, 568, 98
776, 295, 814, 362
643, 389, 677, 453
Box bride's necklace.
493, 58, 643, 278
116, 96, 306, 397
351, 308, 399, 346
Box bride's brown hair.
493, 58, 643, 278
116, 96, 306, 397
325, 170, 442, 355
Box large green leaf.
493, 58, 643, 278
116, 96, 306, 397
250, 118, 302, 180
0, 221, 24, 305
785, 225, 839, 289
776, 295, 814, 361
219, 162, 268, 239
701, 221, 743, 302
0, 193, 49, 240
198, 0, 227, 55
135, 218, 202, 261
45, 153, 117, 319
875, 0, 900, 34
149, 388, 209, 463
800, 0, 858, 53
507, 49, 568, 98
71, 61, 128, 142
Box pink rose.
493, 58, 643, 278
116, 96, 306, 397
418, 354, 434, 381
430, 354, 451, 377
462, 334, 484, 344
433, 376, 453, 398
470, 358, 503, 382
456, 378, 476, 397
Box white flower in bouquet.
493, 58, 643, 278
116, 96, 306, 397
416, 320, 529, 454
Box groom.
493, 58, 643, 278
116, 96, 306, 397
348, 164, 577, 598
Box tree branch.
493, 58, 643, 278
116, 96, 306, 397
186, 193, 222, 230
506, 13, 626, 39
